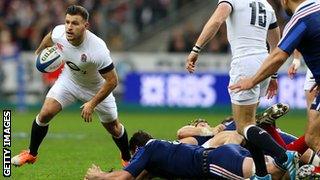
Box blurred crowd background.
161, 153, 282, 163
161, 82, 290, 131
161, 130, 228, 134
1, 0, 290, 54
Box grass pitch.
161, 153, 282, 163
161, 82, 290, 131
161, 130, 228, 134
7, 108, 307, 180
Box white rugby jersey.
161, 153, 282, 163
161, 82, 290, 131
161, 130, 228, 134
51, 25, 113, 88
218, 0, 278, 59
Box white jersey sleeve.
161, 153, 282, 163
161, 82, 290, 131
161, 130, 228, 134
218, 0, 235, 9
92, 41, 114, 73
269, 10, 278, 29
51, 25, 65, 43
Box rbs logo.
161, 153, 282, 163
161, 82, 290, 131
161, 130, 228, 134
140, 74, 217, 107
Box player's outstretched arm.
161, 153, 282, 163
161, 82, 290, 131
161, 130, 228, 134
35, 31, 54, 55
85, 164, 134, 180
267, 27, 281, 53
194, 3, 232, 49
186, 2, 231, 73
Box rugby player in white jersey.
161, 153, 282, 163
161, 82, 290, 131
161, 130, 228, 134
185, 0, 298, 179
12, 5, 131, 167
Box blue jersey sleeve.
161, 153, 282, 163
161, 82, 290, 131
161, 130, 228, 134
124, 147, 151, 177
278, 21, 307, 54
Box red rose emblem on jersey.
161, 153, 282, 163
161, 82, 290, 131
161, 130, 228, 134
81, 54, 87, 62
56, 43, 64, 51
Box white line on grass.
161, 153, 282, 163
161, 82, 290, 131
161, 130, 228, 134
13, 132, 86, 140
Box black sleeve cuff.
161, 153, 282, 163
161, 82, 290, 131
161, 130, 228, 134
269, 22, 278, 30
99, 63, 114, 74
218, 1, 233, 12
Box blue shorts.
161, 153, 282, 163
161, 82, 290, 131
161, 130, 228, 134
224, 121, 236, 131
278, 129, 297, 144
193, 136, 213, 145
207, 144, 250, 179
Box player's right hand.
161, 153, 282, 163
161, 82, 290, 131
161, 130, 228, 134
287, 64, 298, 79
186, 52, 198, 73
85, 164, 103, 180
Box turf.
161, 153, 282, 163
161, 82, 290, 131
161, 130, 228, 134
6, 108, 307, 180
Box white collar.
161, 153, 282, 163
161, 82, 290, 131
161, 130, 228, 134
295, 0, 317, 13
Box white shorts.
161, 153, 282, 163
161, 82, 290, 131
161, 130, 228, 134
228, 53, 270, 105
46, 76, 117, 123
304, 68, 315, 91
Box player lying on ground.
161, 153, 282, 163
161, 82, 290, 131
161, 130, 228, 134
177, 103, 290, 148
177, 104, 320, 178
85, 131, 293, 180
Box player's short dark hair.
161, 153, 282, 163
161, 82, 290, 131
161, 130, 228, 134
129, 131, 153, 152
65, 5, 89, 21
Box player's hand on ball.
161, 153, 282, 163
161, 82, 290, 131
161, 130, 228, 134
186, 52, 199, 73
80, 101, 95, 122
229, 77, 254, 92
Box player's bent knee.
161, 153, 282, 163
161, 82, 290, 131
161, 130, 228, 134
37, 112, 55, 124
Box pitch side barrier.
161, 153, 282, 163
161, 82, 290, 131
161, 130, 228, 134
1, 52, 308, 109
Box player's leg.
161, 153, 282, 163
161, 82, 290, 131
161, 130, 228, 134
12, 78, 75, 166
232, 103, 271, 178
29, 98, 62, 155
306, 95, 320, 158
101, 119, 131, 166
300, 148, 320, 166
229, 55, 297, 179
304, 69, 317, 115
234, 105, 298, 179
11, 98, 61, 167
95, 101, 131, 166
256, 103, 289, 125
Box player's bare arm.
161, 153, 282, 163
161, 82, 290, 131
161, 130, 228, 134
265, 27, 281, 99
177, 124, 225, 139
229, 48, 289, 91
35, 31, 54, 55
186, 3, 232, 73
267, 27, 281, 52
135, 170, 150, 180
81, 68, 118, 122
85, 164, 133, 180
177, 125, 213, 139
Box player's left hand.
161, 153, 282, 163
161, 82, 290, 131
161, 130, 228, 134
266, 79, 278, 99
85, 164, 103, 180
212, 124, 226, 135
186, 52, 198, 73
229, 77, 254, 92
80, 101, 95, 122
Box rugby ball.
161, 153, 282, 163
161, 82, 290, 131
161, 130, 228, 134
36, 46, 63, 73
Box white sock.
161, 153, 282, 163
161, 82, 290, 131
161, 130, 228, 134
36, 115, 49, 126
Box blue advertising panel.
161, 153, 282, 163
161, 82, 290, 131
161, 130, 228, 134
124, 72, 307, 109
